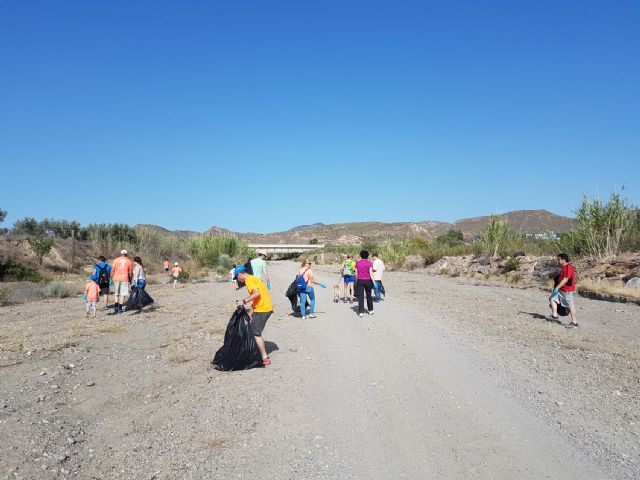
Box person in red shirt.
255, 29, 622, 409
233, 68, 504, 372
548, 253, 578, 328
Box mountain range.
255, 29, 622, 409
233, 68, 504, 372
192, 210, 574, 245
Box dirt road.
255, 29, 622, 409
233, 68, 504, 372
1, 261, 638, 479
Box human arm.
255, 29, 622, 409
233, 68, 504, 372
236, 288, 260, 308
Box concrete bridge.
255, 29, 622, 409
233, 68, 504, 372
249, 244, 325, 254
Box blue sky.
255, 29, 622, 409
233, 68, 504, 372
1, 1, 638, 233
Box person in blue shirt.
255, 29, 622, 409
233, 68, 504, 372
93, 256, 112, 310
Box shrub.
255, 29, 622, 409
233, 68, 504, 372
43, 281, 73, 298
482, 215, 514, 258
573, 193, 635, 258
378, 241, 410, 269
0, 287, 10, 306
0, 260, 44, 282
178, 269, 190, 280
436, 230, 464, 247
503, 257, 520, 272
217, 254, 233, 269
189, 236, 255, 268
0, 209, 6, 225
508, 273, 523, 284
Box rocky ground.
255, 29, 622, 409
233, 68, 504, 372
0, 262, 638, 479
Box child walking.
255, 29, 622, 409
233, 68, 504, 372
171, 262, 182, 289
84, 275, 101, 318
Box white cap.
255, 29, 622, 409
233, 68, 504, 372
174, 262, 179, 266
258, 251, 267, 257
121, 249, 128, 255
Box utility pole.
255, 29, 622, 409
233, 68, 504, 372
70, 228, 76, 273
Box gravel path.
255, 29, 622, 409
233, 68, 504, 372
1, 261, 638, 479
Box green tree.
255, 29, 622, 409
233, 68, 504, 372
0, 209, 6, 224
436, 230, 464, 247
28, 236, 54, 265
12, 217, 44, 236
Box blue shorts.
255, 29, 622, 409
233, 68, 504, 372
343, 275, 355, 284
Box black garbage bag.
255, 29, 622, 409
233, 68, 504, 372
285, 278, 309, 314
557, 304, 570, 316
126, 286, 154, 311
211, 307, 263, 371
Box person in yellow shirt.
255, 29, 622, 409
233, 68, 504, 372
234, 265, 273, 366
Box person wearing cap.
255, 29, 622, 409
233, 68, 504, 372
250, 251, 271, 288
234, 265, 274, 366
110, 249, 133, 314
171, 262, 182, 289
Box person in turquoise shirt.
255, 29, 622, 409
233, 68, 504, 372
250, 251, 271, 289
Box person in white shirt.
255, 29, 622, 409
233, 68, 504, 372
250, 251, 271, 288
372, 253, 386, 302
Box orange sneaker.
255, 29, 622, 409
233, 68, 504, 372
262, 357, 271, 366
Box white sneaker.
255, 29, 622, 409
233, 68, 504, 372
301, 315, 307, 320
368, 311, 375, 315
309, 314, 317, 319
359, 313, 364, 318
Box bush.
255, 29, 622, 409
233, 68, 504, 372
573, 193, 636, 258
0, 287, 10, 306
503, 257, 520, 272
43, 281, 73, 298
0, 260, 44, 282
436, 230, 464, 247
189, 236, 255, 268
217, 254, 234, 269
482, 215, 514, 258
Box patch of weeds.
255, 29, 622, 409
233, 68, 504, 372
483, 272, 492, 280
439, 268, 450, 276
43, 281, 73, 298
503, 257, 520, 273
0, 287, 10, 306
98, 322, 127, 334
0, 260, 45, 282
509, 273, 523, 284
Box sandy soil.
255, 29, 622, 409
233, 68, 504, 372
1, 262, 638, 479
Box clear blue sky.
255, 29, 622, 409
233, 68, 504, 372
1, 1, 638, 233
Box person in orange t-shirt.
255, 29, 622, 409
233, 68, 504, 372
171, 262, 182, 289
163, 258, 170, 274
84, 276, 101, 318
110, 249, 133, 314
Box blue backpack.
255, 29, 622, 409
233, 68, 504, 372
296, 269, 309, 292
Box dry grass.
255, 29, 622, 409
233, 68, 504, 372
578, 278, 640, 300
98, 322, 127, 334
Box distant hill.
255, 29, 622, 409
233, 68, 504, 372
135, 224, 199, 238
452, 210, 575, 236
288, 223, 325, 232
200, 210, 574, 245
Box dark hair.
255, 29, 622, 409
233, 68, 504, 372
98, 255, 106, 262
360, 250, 369, 259
134, 256, 144, 267
557, 253, 570, 262
372, 252, 379, 258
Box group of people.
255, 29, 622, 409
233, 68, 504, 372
338, 251, 385, 317
84, 250, 147, 316
163, 258, 183, 288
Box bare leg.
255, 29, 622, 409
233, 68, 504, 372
549, 298, 558, 316
254, 335, 268, 359
569, 308, 577, 325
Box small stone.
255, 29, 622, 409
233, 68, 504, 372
66, 437, 76, 445
39, 371, 47, 376
85, 381, 95, 387
555, 401, 564, 407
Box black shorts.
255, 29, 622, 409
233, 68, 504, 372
99, 284, 110, 295
250, 311, 272, 336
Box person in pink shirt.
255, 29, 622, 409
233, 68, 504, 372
355, 250, 375, 317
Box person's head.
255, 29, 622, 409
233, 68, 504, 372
90, 274, 98, 283
174, 262, 179, 267
120, 249, 128, 257
301, 258, 312, 268
98, 255, 106, 262
557, 253, 570, 265
372, 252, 379, 259
258, 251, 267, 259
164, 258, 168, 262
234, 265, 248, 282
134, 256, 143, 267
346, 255, 352, 260
360, 250, 370, 259
231, 264, 236, 269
